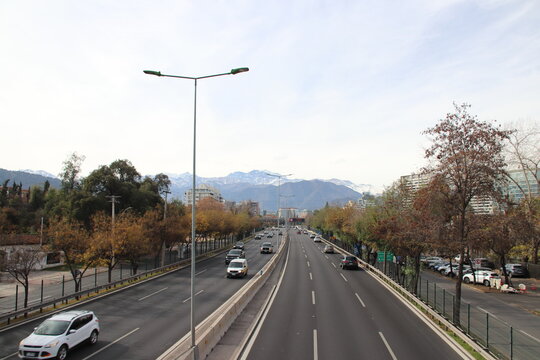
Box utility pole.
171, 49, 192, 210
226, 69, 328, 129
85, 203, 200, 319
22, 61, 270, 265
161, 190, 171, 266
107, 195, 121, 227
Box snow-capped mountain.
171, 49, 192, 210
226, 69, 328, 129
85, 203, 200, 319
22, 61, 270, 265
20, 169, 58, 179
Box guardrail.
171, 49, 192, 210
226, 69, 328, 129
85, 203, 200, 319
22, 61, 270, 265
157, 235, 288, 360
0, 243, 231, 328
319, 237, 496, 360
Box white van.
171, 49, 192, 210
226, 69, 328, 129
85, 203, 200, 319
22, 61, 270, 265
227, 259, 248, 278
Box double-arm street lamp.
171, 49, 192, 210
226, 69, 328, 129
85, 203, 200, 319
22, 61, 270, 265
265, 172, 292, 249
144, 67, 249, 358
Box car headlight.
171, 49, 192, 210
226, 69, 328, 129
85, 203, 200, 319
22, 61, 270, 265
45, 340, 60, 348
19, 338, 27, 347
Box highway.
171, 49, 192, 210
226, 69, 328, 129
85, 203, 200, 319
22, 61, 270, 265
0, 236, 276, 360
243, 230, 465, 360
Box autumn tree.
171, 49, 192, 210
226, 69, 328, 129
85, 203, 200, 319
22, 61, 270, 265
423, 103, 510, 323
47, 217, 98, 292
88, 212, 118, 283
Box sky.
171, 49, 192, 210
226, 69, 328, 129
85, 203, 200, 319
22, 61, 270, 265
1, 0, 539, 193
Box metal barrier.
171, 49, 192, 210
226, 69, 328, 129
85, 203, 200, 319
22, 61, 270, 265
0, 239, 235, 327
406, 265, 540, 360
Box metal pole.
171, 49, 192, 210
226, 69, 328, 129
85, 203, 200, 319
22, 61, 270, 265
434, 284, 437, 311
190, 78, 198, 354
486, 313, 489, 348
95, 268, 97, 288
40, 279, 43, 303
15, 285, 18, 311
443, 289, 446, 316
62, 275, 65, 297
467, 303, 470, 334
510, 326, 513, 359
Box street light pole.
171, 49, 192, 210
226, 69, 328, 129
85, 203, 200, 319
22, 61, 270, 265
144, 67, 249, 358
265, 173, 292, 249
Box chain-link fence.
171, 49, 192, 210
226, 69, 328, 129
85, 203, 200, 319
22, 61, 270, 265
374, 260, 540, 360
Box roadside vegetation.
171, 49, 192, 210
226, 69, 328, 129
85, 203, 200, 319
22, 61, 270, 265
0, 155, 261, 306
308, 103, 539, 323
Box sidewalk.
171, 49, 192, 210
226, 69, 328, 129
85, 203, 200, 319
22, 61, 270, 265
0, 267, 110, 298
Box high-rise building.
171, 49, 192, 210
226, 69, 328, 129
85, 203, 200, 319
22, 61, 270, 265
184, 184, 223, 205
505, 169, 539, 202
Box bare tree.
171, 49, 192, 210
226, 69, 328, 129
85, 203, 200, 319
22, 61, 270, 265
4, 247, 41, 308
423, 103, 510, 323
504, 123, 540, 263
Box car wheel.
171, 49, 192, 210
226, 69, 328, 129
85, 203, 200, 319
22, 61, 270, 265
483, 280, 490, 286
57, 345, 68, 360
89, 330, 98, 345
464, 277, 471, 284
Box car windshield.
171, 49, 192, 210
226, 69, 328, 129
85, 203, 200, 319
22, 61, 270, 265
344, 256, 355, 261
262, 243, 271, 247
229, 250, 242, 255
34, 319, 70, 336
236, 242, 244, 246
229, 262, 243, 268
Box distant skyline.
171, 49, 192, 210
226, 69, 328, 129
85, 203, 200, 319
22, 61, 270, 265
2, 1, 539, 192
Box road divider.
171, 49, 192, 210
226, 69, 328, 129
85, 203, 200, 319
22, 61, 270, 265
157, 234, 289, 360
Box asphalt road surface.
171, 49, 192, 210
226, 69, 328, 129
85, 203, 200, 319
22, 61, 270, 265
0, 236, 277, 360
243, 231, 465, 360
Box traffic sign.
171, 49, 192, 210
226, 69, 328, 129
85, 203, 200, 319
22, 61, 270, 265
377, 251, 394, 262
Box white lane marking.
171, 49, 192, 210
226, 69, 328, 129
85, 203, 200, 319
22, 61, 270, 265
309, 272, 313, 280
82, 328, 140, 360
241, 239, 292, 360
307, 261, 310, 268
182, 289, 205, 303
0, 352, 18, 360
195, 269, 207, 276
520, 330, 540, 343
325, 255, 329, 259
138, 287, 168, 301
355, 293, 366, 307
340, 273, 348, 282
379, 332, 397, 360
313, 329, 318, 360
312, 291, 316, 305
478, 306, 499, 320
305, 254, 307, 258
331, 263, 336, 268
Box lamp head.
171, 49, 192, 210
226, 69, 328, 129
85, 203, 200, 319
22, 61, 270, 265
143, 70, 162, 76
231, 67, 249, 75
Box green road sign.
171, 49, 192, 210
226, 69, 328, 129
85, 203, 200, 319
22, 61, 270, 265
377, 251, 394, 262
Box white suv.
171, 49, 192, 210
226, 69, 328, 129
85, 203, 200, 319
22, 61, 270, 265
463, 270, 500, 286
19, 310, 99, 360
227, 258, 248, 278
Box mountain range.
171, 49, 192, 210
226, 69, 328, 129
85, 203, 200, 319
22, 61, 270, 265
0, 169, 372, 211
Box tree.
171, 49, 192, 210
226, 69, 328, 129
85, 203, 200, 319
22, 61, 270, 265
47, 217, 97, 292
59, 152, 85, 193
504, 124, 540, 263
88, 212, 118, 283
423, 102, 511, 323
3, 247, 41, 308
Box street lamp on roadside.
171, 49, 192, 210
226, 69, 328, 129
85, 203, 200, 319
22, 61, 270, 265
144, 67, 249, 358
265, 172, 292, 249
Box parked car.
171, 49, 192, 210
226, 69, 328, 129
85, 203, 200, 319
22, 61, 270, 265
260, 242, 273, 254
340, 255, 359, 270
422, 256, 443, 265
225, 249, 245, 264
471, 258, 495, 269
313, 236, 322, 243
19, 310, 99, 360
227, 259, 248, 278
323, 244, 335, 253
463, 270, 500, 286
430, 261, 448, 271
502, 264, 529, 278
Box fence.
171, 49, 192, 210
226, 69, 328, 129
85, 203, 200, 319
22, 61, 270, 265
0, 236, 237, 324
373, 260, 540, 360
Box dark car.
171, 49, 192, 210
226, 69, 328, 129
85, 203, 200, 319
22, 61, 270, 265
233, 241, 245, 250
267, 233, 273, 238
502, 264, 529, 278
340, 255, 359, 270
254, 234, 262, 240
225, 249, 245, 264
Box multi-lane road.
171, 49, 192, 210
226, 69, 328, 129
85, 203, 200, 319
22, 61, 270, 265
242, 230, 466, 360
0, 236, 276, 360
